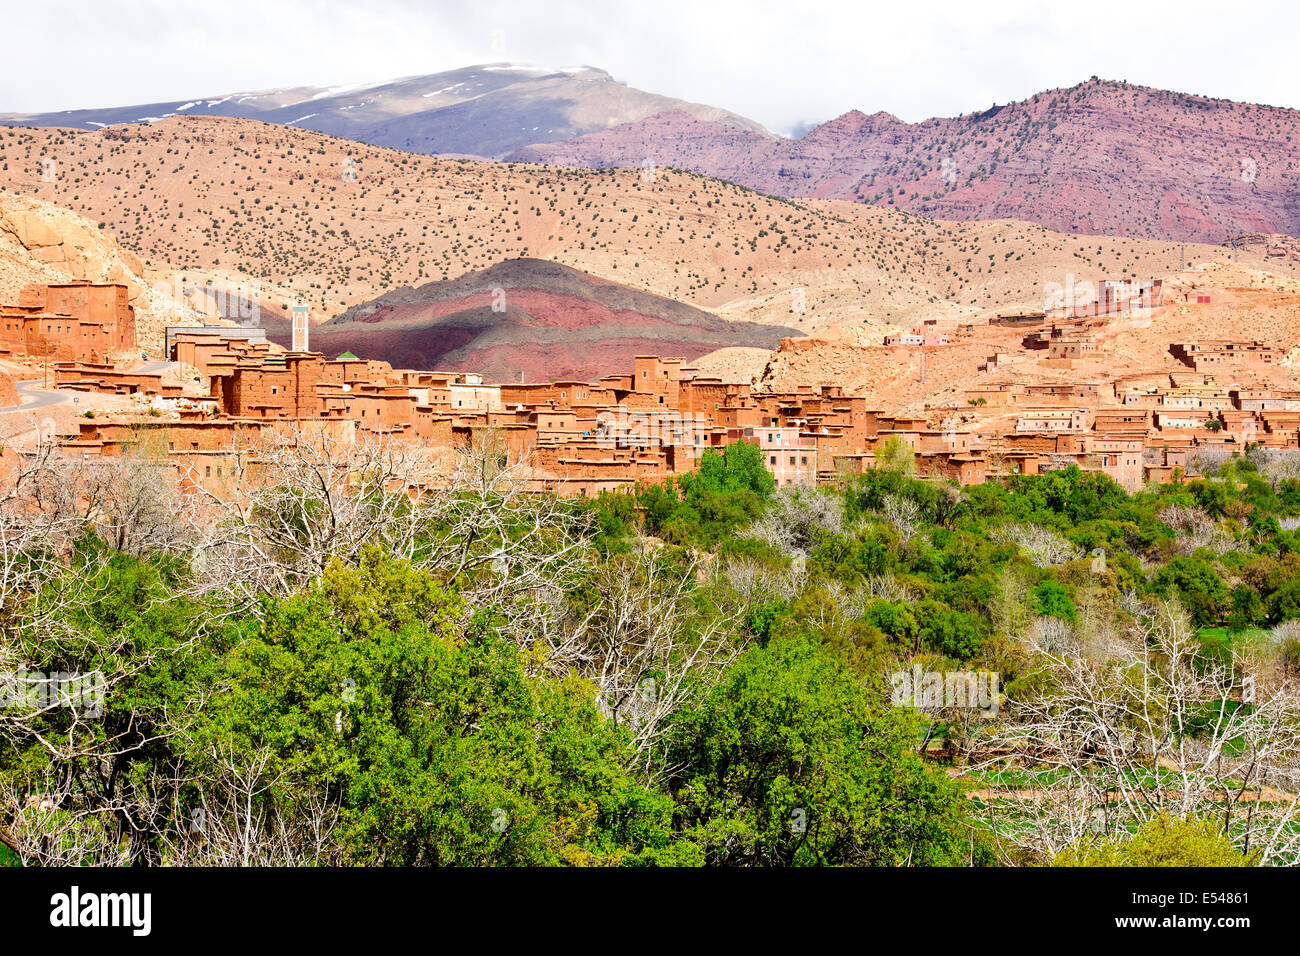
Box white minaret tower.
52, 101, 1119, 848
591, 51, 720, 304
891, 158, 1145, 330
291, 298, 309, 352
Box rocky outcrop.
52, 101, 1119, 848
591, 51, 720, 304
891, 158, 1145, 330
0, 192, 235, 354
0, 369, 18, 408
0, 195, 144, 299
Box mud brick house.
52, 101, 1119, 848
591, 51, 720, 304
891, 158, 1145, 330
39, 298, 1300, 500
1053, 278, 1162, 319
1091, 437, 1145, 492
925, 454, 988, 485
964, 383, 1018, 406
1092, 409, 1151, 434
212, 353, 323, 419
0, 282, 135, 362
55, 362, 183, 398
747, 426, 817, 487
448, 374, 503, 411
885, 328, 948, 347
1155, 409, 1212, 430
1159, 382, 1233, 411
1232, 388, 1300, 412
1023, 383, 1103, 405
1096, 278, 1162, 315
1170, 341, 1283, 371
1016, 409, 1090, 432
349, 384, 418, 434
1046, 336, 1098, 360
168, 326, 268, 368
1143, 446, 1198, 484
1121, 389, 1163, 409
633, 355, 686, 407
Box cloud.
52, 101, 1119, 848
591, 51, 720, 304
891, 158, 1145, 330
4, 0, 1297, 132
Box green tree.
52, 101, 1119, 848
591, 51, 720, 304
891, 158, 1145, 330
876, 435, 916, 476
1153, 556, 1229, 627
665, 633, 967, 865
195, 549, 690, 866
1031, 579, 1077, 621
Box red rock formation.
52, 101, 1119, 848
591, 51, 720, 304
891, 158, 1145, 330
269, 259, 796, 383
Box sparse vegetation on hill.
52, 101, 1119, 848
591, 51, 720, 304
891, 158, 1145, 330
516, 78, 1300, 243
2, 117, 1283, 336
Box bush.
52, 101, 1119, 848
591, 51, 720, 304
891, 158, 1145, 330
1053, 814, 1256, 867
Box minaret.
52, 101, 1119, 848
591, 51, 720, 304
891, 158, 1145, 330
291, 298, 309, 352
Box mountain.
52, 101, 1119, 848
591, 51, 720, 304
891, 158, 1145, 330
267, 258, 797, 382
509, 78, 1300, 243
0, 64, 771, 160
2, 116, 1294, 345
10, 70, 1297, 242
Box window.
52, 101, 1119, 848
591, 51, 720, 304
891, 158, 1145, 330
769, 455, 776, 465
789, 456, 796, 466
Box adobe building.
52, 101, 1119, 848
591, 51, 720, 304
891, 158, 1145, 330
0, 282, 135, 362
35, 296, 1300, 501
1170, 341, 1283, 371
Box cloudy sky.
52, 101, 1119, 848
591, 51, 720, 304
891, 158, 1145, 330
5, 0, 1297, 135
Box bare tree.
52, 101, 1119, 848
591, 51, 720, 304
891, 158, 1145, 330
1157, 504, 1242, 556
181, 421, 443, 605
166, 740, 342, 866
879, 493, 924, 542
975, 599, 1300, 864
991, 522, 1083, 568
745, 487, 844, 556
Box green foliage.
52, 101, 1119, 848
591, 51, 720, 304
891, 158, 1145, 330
12, 442, 1300, 867
1031, 579, 1077, 621
637, 442, 774, 547
1153, 556, 1229, 627
665, 634, 968, 865
194, 549, 688, 866
875, 435, 916, 476
686, 440, 776, 498
915, 598, 985, 658
1053, 814, 1257, 867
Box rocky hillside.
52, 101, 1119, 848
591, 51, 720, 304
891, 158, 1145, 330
0, 192, 192, 351
0, 191, 299, 355
6, 117, 1291, 338
510, 78, 1300, 243
281, 258, 796, 382
0, 65, 770, 160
